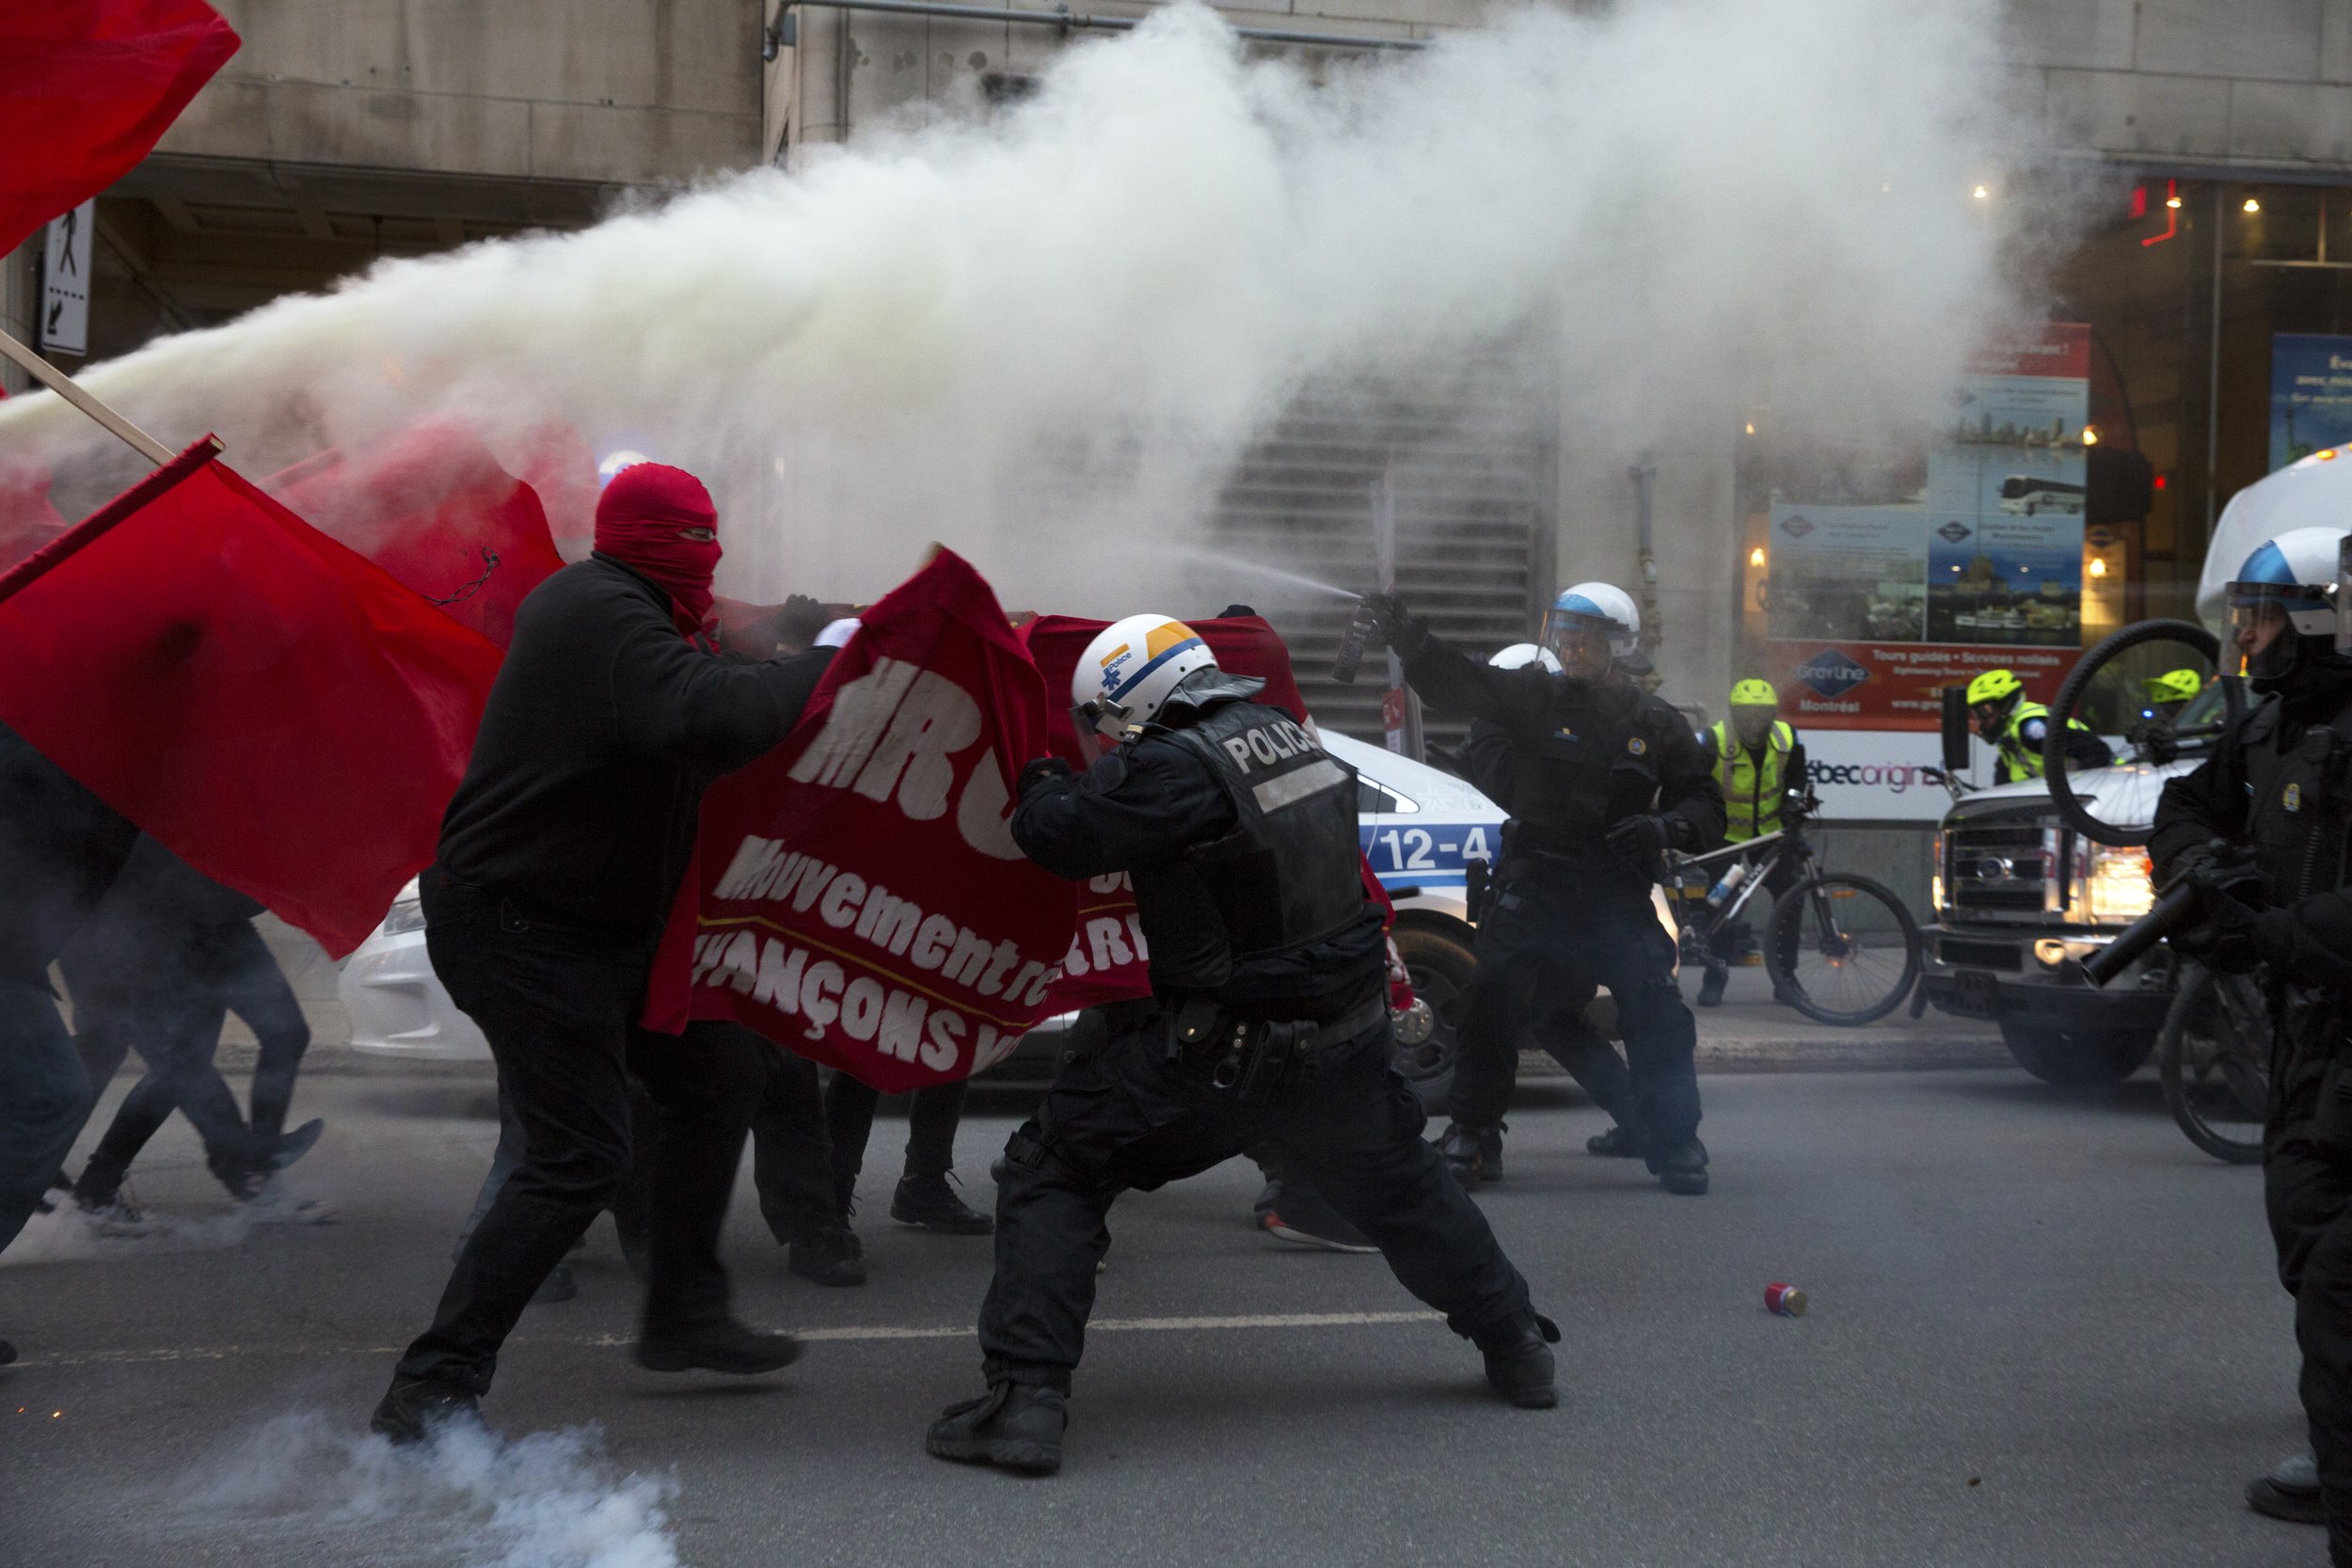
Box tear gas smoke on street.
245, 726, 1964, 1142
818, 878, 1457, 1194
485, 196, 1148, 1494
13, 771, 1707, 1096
0, 0, 2041, 610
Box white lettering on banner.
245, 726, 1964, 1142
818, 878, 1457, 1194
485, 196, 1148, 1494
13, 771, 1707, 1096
786, 657, 1025, 856
691, 927, 1056, 1073
1060, 911, 1150, 977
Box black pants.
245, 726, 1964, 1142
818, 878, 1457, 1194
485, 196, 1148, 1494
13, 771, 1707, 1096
392, 873, 767, 1395
977, 1013, 1533, 1393
2266, 999, 2352, 1567
73, 924, 311, 1196
1521, 978, 1635, 1127
750, 1057, 970, 1240
1448, 861, 1699, 1146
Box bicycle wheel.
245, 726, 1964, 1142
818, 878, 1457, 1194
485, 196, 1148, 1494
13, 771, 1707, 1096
2044, 618, 2243, 847
1762, 872, 1921, 1026
2157, 962, 2269, 1165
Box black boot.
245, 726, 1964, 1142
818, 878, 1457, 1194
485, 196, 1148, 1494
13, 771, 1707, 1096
1695, 966, 1727, 1007
926, 1382, 1068, 1474
635, 1318, 803, 1374
1437, 1122, 1502, 1185
369, 1375, 482, 1446
891, 1172, 993, 1235
1650, 1137, 1709, 1196
1474, 1311, 1560, 1409
1585, 1123, 1647, 1159
787, 1226, 867, 1287
2246, 1452, 2326, 1525
0, 1337, 15, 1366
270, 1117, 326, 1171
531, 1261, 579, 1305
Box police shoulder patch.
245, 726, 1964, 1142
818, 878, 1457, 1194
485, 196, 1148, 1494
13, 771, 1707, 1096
2287, 781, 2303, 813
1628, 736, 1647, 755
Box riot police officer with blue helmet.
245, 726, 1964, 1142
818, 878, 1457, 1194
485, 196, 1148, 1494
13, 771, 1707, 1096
1359, 584, 1724, 1196
925, 615, 1558, 1477
2149, 526, 2352, 1549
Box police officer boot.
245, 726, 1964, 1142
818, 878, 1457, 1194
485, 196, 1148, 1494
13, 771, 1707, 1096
369, 1375, 483, 1447
1650, 1137, 1709, 1196
1695, 964, 1728, 1008
2246, 1451, 2326, 1524
891, 1172, 993, 1235
926, 1381, 1068, 1474
1438, 1121, 1502, 1185
634, 1318, 803, 1375
1474, 1310, 1561, 1409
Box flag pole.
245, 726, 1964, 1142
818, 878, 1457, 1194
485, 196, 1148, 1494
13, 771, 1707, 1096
0, 328, 175, 467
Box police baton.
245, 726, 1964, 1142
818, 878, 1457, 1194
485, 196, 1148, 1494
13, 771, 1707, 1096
2076, 883, 2198, 989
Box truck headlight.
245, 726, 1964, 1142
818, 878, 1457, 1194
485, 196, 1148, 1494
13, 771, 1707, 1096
1931, 831, 1946, 914
2083, 844, 2153, 927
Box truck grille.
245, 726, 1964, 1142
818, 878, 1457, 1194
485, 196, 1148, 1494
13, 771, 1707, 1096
1946, 822, 2057, 924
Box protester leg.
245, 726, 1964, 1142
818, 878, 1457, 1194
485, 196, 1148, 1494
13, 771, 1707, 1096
905, 1079, 969, 1178
455, 1081, 527, 1255
824, 1071, 882, 1214
629, 1022, 767, 1335
1444, 911, 1544, 1132
751, 1050, 840, 1243
388, 893, 650, 1398
102, 991, 262, 1193
0, 979, 91, 1255
215, 924, 310, 1147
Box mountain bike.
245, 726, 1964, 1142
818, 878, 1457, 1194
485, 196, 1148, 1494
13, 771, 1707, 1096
1661, 789, 1921, 1026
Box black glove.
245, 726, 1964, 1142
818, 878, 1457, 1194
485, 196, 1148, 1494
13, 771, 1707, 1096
1359, 592, 1419, 653
1017, 756, 1073, 799
1604, 814, 1677, 874
2167, 841, 2265, 973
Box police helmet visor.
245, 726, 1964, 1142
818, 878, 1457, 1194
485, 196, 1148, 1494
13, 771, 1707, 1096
1545, 615, 1616, 677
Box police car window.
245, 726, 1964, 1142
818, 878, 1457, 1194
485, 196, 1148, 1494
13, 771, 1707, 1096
1357, 779, 1418, 815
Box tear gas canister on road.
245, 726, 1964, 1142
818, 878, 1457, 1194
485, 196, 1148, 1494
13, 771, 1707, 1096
1764, 1282, 1807, 1317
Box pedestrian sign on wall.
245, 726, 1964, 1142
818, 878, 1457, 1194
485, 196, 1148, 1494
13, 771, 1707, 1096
41, 201, 92, 357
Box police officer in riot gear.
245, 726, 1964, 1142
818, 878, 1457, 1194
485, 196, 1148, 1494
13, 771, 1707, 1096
2150, 527, 2352, 1551
1694, 679, 1808, 1008
1361, 584, 1724, 1196
926, 615, 1556, 1476
1968, 667, 2111, 784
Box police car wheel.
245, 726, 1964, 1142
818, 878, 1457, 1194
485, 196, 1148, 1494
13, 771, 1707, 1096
1391, 925, 1476, 1113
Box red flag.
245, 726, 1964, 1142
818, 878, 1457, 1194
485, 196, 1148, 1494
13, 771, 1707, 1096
0, 440, 503, 956
1020, 613, 1319, 1010
645, 550, 1077, 1090
0, 460, 68, 577
269, 420, 565, 647
0, 0, 240, 256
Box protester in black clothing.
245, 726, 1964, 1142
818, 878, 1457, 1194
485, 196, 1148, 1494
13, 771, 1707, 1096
926, 616, 1553, 1477
2148, 528, 2352, 1553
0, 721, 138, 1366
1364, 584, 1724, 1195
63, 834, 323, 1211
370, 462, 834, 1444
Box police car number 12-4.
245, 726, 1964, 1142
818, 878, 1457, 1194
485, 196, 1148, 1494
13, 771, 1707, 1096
1371, 826, 1490, 872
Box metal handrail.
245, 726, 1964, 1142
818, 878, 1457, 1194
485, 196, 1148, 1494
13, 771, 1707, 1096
766, 0, 1429, 57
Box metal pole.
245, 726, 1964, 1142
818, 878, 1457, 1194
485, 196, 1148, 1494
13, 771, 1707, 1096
1373, 456, 1424, 760
1629, 458, 1659, 657
2206, 182, 2225, 537
783, 0, 1426, 51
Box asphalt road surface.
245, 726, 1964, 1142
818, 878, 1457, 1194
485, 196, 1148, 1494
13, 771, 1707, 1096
0, 1063, 2317, 1568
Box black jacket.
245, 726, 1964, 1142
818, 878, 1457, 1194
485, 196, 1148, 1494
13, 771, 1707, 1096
436, 555, 833, 936
0, 721, 138, 986
1398, 630, 1724, 879
1011, 709, 1386, 1011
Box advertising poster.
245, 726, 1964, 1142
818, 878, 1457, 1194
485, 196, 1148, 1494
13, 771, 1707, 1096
2271, 334, 2352, 470
1767, 324, 2090, 738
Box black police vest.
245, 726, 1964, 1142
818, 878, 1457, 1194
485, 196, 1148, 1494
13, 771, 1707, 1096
2237, 695, 2352, 907
1508, 685, 1676, 859
1130, 700, 1366, 999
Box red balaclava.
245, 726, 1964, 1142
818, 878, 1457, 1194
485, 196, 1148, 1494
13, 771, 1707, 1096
595, 462, 722, 635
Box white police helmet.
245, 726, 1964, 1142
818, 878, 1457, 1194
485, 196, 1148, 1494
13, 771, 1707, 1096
1541, 582, 1641, 666
1489, 641, 1564, 673
1073, 614, 1218, 740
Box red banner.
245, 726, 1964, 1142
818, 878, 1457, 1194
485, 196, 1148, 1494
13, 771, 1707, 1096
1018, 614, 1314, 1012
653, 550, 1078, 1090
0, 441, 502, 956
0, 0, 240, 256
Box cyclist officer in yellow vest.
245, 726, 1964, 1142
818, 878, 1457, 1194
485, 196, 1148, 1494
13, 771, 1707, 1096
1692, 680, 1807, 1008
1967, 668, 2114, 784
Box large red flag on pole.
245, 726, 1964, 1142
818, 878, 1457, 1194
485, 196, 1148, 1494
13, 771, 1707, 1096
0, 439, 503, 956
0, 0, 241, 256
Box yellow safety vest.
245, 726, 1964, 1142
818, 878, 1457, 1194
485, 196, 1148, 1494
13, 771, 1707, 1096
1994, 701, 2098, 784
1710, 720, 1792, 842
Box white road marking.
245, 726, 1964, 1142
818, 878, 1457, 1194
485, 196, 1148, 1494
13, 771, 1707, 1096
10, 1310, 1443, 1370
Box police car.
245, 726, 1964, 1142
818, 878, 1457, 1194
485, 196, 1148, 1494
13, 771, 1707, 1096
342, 730, 1672, 1105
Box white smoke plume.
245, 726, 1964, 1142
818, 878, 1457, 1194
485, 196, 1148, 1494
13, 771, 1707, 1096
180, 1412, 678, 1568
0, 0, 2035, 607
